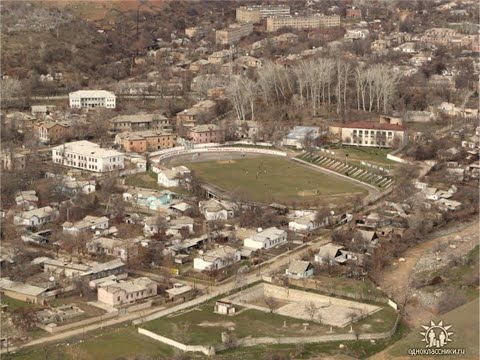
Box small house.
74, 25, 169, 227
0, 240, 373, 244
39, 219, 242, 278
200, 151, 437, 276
214, 300, 236, 315
285, 260, 314, 279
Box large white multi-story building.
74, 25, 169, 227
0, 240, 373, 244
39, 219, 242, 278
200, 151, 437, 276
52, 140, 125, 172
236, 5, 290, 23
266, 14, 340, 32
339, 121, 407, 148
69, 90, 116, 109
215, 23, 254, 45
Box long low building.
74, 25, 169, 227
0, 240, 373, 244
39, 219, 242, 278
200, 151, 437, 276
52, 140, 125, 172
0, 278, 48, 304
337, 121, 407, 148
267, 14, 340, 32
115, 131, 177, 153
69, 90, 116, 109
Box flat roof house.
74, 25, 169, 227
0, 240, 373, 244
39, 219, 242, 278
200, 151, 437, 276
52, 140, 125, 173
243, 227, 287, 250
69, 90, 116, 109
97, 277, 157, 307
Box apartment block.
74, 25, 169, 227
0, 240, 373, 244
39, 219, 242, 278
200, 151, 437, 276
216, 23, 253, 45
110, 114, 171, 132
115, 131, 177, 153
266, 14, 340, 32
339, 121, 407, 148
187, 124, 225, 144
52, 140, 124, 172
236, 5, 290, 23
69, 90, 116, 109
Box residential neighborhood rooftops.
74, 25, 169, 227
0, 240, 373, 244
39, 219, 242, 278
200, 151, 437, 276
199, 246, 238, 263
110, 113, 168, 123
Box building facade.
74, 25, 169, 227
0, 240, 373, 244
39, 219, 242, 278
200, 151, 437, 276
69, 90, 116, 109
97, 277, 157, 307
216, 23, 254, 45
236, 5, 290, 23
115, 131, 176, 153
339, 121, 407, 148
187, 124, 225, 144
266, 14, 340, 32
52, 140, 125, 172
35, 121, 73, 144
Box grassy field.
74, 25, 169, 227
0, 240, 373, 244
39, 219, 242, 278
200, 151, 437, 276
143, 304, 332, 346
388, 298, 479, 359
182, 157, 366, 203
7, 326, 174, 360
1, 295, 39, 312
327, 146, 397, 166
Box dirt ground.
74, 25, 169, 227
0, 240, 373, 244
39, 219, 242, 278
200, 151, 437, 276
371, 220, 479, 360
377, 220, 478, 329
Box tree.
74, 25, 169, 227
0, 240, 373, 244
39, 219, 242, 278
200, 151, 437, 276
11, 308, 38, 332
304, 301, 319, 321
264, 296, 278, 313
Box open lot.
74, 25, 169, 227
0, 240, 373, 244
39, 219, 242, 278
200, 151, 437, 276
179, 156, 366, 203
224, 283, 381, 328
7, 326, 174, 360
143, 304, 332, 346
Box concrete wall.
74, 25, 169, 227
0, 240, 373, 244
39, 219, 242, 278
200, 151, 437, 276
37, 311, 119, 333
386, 153, 409, 164
138, 328, 215, 356
261, 283, 378, 313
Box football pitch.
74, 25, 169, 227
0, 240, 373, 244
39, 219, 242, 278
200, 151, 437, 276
182, 156, 366, 203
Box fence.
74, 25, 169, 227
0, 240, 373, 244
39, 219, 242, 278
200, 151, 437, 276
138, 328, 215, 356
138, 314, 400, 352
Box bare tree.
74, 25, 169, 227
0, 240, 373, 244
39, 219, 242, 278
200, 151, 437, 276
304, 301, 319, 321
264, 296, 278, 313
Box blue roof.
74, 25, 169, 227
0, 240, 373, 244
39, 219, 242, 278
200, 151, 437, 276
285, 126, 320, 140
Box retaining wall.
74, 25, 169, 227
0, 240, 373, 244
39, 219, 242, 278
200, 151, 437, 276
386, 153, 409, 164
155, 146, 287, 162
138, 328, 215, 356
37, 311, 119, 334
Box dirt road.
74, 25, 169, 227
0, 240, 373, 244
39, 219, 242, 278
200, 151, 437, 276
378, 220, 478, 326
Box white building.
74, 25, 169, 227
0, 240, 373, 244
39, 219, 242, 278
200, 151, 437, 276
63, 215, 109, 235
97, 277, 157, 307
243, 227, 287, 250
193, 246, 241, 271
14, 206, 58, 227
288, 211, 322, 232
52, 140, 125, 172
282, 126, 320, 149
199, 199, 237, 221
157, 166, 191, 188
69, 90, 116, 109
